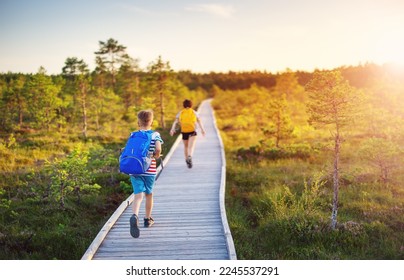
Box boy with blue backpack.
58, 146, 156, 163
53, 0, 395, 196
120, 110, 163, 238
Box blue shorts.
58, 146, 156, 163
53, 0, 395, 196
130, 175, 156, 195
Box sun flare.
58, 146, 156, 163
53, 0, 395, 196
374, 33, 404, 67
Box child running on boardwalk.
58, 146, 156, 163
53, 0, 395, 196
170, 99, 205, 168
130, 110, 163, 238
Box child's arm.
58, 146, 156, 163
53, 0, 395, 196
197, 118, 206, 136
153, 141, 162, 159
169, 119, 179, 136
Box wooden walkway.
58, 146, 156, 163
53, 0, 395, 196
82, 100, 236, 260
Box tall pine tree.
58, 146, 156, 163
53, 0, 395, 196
306, 70, 364, 229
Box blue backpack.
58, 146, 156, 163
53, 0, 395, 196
119, 130, 153, 175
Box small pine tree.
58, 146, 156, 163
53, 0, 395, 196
47, 146, 101, 209
263, 94, 294, 148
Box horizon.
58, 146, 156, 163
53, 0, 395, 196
0, 61, 400, 76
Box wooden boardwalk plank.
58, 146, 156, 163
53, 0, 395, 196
82, 100, 236, 260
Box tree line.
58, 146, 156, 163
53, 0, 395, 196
177, 63, 404, 92
0, 38, 207, 137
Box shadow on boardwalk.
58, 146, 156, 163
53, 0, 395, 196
82, 100, 236, 260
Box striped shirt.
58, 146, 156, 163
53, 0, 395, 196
142, 130, 163, 176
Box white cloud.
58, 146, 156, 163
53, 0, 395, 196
186, 3, 235, 18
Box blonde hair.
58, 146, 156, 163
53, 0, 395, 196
137, 110, 153, 126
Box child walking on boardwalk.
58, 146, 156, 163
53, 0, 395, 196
129, 110, 163, 238
170, 99, 205, 168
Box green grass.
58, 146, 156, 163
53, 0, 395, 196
0, 124, 177, 260
224, 151, 404, 260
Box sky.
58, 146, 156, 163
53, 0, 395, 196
1, 0, 404, 74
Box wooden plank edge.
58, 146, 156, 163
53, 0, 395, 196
81, 194, 134, 260
210, 99, 237, 260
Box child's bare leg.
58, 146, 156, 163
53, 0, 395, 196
130, 193, 143, 238
132, 193, 144, 217
145, 193, 153, 218
183, 139, 189, 159
188, 135, 197, 157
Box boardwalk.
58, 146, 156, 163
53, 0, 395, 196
82, 100, 236, 260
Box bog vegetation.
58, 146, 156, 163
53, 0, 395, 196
0, 38, 403, 259
212, 65, 404, 259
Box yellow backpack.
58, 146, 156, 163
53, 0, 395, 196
179, 108, 197, 133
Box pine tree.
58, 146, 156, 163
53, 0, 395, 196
306, 70, 364, 229
264, 94, 294, 148
115, 56, 141, 117
94, 38, 128, 88
275, 68, 304, 100
147, 56, 174, 129
62, 57, 90, 138
47, 146, 101, 208
26, 67, 62, 131
0, 75, 27, 130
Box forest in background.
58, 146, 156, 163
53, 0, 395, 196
0, 37, 403, 259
